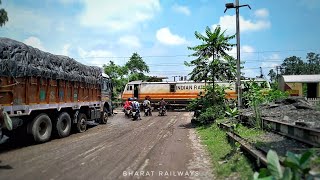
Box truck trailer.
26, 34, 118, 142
0, 38, 112, 143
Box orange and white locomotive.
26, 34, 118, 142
121, 80, 238, 107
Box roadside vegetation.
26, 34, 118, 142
197, 124, 254, 179
186, 24, 319, 179
103, 52, 158, 106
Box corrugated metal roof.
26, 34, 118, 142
128, 80, 142, 84
282, 75, 320, 83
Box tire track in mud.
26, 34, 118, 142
0, 112, 206, 180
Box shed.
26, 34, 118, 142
279, 75, 320, 98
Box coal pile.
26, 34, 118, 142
0, 38, 102, 84
242, 97, 320, 129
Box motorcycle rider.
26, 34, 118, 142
123, 98, 132, 111
143, 96, 152, 116
132, 97, 142, 120
159, 98, 167, 115
159, 98, 167, 109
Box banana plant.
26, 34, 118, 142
225, 104, 239, 130
254, 150, 320, 180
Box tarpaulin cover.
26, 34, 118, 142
0, 38, 102, 84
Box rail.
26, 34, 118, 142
218, 123, 268, 166
262, 118, 320, 147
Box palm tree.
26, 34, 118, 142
0, 0, 8, 27
187, 26, 236, 93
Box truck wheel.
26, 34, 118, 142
54, 112, 71, 138
100, 108, 108, 124
30, 113, 52, 143
77, 113, 87, 133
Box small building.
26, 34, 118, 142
278, 75, 320, 98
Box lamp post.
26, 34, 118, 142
224, 0, 251, 111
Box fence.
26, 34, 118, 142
306, 97, 320, 105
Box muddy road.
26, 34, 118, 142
0, 112, 213, 180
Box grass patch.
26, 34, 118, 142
197, 123, 254, 179
236, 124, 265, 142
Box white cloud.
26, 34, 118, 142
228, 45, 255, 58
269, 53, 281, 60
62, 44, 71, 56
242, 45, 255, 53
118, 35, 141, 49
79, 0, 160, 31
261, 53, 281, 69
254, 8, 269, 18
172, 4, 191, 16
23, 37, 46, 51
212, 15, 271, 34
77, 48, 115, 67
5, 5, 51, 35
156, 27, 188, 45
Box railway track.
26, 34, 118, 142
218, 117, 320, 168
218, 122, 269, 167
241, 115, 320, 147
261, 117, 320, 147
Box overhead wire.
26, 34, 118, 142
74, 49, 319, 60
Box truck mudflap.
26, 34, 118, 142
0, 107, 11, 144
0, 107, 3, 125
0, 129, 9, 144
0, 108, 13, 131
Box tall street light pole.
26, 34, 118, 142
224, 0, 251, 111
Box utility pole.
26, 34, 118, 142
259, 67, 263, 78
235, 0, 242, 108
224, 0, 251, 111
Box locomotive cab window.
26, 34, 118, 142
127, 85, 133, 91
170, 84, 176, 92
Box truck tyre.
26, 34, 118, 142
100, 108, 108, 124
54, 112, 71, 138
77, 113, 87, 133
30, 113, 52, 143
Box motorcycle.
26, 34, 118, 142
158, 106, 167, 116
132, 109, 141, 121
124, 107, 133, 118
143, 106, 152, 116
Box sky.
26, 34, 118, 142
1, 0, 320, 81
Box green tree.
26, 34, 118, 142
187, 26, 236, 90
0, 0, 8, 27
125, 52, 149, 74
306, 52, 320, 74
125, 52, 150, 82
103, 61, 128, 99
104, 61, 127, 80
104, 53, 151, 99
268, 69, 277, 82
281, 56, 305, 75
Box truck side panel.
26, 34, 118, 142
0, 77, 102, 116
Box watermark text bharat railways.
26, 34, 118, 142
123, 170, 199, 177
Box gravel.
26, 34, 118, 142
242, 97, 320, 129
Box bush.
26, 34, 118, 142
189, 85, 227, 124
197, 106, 225, 124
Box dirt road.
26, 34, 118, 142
0, 112, 213, 180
